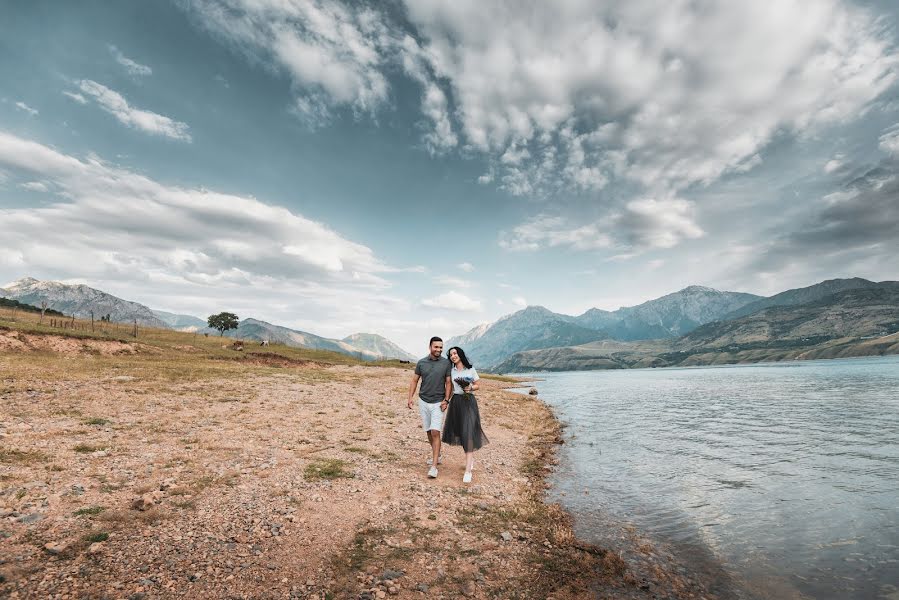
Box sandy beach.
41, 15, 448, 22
0, 324, 648, 600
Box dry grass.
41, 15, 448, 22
304, 458, 354, 480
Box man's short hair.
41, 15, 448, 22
429, 336, 443, 346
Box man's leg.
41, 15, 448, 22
429, 430, 441, 467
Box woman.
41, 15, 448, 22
440, 346, 489, 483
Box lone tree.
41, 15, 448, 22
207, 312, 239, 337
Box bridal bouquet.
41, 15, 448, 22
454, 376, 475, 399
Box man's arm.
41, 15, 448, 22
407, 373, 421, 410
440, 375, 452, 411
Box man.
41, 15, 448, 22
407, 336, 452, 478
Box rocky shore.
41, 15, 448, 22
0, 329, 709, 599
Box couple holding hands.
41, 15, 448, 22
407, 336, 488, 483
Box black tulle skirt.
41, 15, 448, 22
442, 393, 488, 452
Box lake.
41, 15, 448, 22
521, 356, 899, 599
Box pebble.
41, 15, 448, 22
500, 531, 513, 542
44, 541, 69, 555
17, 513, 43, 524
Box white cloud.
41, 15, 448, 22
421, 291, 482, 312
619, 197, 704, 250
63, 91, 87, 104
879, 124, 899, 156
77, 80, 192, 141
499, 215, 614, 252
14, 101, 38, 116
404, 0, 898, 197
109, 45, 153, 77
457, 262, 474, 272
18, 181, 49, 193
0, 129, 398, 300
824, 155, 845, 173
501, 197, 702, 254
511, 297, 527, 309
187, 0, 393, 125
434, 275, 472, 289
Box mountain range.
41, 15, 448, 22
494, 282, 899, 372
0, 277, 414, 361
447, 285, 763, 367
5, 276, 898, 372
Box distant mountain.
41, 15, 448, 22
600, 285, 762, 339
226, 318, 380, 360
680, 284, 899, 350
447, 306, 607, 368
342, 333, 416, 361
1, 277, 168, 328
722, 278, 881, 321
151, 310, 210, 331
450, 286, 762, 368
494, 283, 899, 372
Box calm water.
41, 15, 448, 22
523, 356, 899, 600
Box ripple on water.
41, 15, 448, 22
534, 356, 899, 600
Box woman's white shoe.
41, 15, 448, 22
462, 471, 472, 483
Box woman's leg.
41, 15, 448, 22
465, 451, 474, 473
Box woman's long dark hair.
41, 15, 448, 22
447, 346, 473, 369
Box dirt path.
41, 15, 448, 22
1, 349, 632, 599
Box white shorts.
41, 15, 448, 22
419, 398, 444, 432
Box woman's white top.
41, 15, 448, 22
450, 365, 479, 394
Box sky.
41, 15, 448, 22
1, 0, 899, 355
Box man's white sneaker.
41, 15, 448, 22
462, 471, 472, 483
427, 456, 443, 465
428, 466, 438, 478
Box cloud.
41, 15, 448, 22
109, 45, 153, 76
434, 275, 472, 289
0, 129, 401, 297
404, 1, 898, 197
618, 197, 704, 250
63, 91, 87, 104
18, 181, 49, 193
511, 297, 527, 309
457, 262, 474, 272
186, 0, 393, 126
77, 80, 192, 141
748, 160, 899, 280
499, 215, 613, 252
879, 124, 899, 156
421, 291, 482, 312
501, 196, 702, 254
824, 155, 845, 173
14, 101, 38, 116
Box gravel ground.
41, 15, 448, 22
0, 332, 714, 599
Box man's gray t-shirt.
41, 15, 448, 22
415, 356, 451, 404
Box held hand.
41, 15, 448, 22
407, 398, 413, 410
440, 400, 448, 412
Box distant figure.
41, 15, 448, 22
407, 336, 452, 479
260, 340, 269, 347
442, 346, 488, 483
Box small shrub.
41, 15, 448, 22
0, 447, 48, 464
304, 458, 354, 480
73, 506, 105, 517
73, 444, 105, 453
84, 532, 109, 543
83, 417, 109, 426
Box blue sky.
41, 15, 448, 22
2, 0, 899, 354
